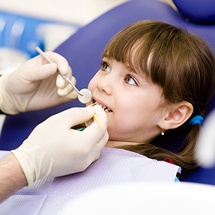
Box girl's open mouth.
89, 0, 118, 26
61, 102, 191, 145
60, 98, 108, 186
93, 100, 113, 112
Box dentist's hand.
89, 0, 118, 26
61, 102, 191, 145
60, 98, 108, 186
0, 51, 77, 114
11, 105, 108, 185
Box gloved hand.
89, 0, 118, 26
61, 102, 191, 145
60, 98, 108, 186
0, 51, 77, 114
12, 105, 108, 186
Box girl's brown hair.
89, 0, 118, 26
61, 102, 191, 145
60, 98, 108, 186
102, 20, 215, 173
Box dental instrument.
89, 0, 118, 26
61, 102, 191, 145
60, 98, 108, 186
36, 47, 102, 128
92, 113, 103, 128
35, 46, 92, 104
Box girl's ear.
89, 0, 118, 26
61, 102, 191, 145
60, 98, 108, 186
159, 102, 193, 130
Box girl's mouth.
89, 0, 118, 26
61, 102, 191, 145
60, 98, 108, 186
93, 100, 112, 112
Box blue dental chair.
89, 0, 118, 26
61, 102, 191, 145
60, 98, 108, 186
0, 0, 215, 185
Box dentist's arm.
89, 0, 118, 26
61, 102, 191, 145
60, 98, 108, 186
0, 153, 27, 203
0, 105, 108, 203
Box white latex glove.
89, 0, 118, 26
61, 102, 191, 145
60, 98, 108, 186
0, 51, 77, 114
11, 105, 108, 185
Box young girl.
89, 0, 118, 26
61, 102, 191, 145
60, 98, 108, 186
88, 20, 215, 173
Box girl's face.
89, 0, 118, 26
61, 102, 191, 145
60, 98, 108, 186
88, 57, 169, 146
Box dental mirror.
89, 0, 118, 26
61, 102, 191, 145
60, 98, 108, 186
36, 46, 92, 104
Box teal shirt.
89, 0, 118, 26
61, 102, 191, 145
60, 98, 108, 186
175, 177, 180, 182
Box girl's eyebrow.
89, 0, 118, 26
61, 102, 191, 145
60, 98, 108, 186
126, 64, 138, 74
102, 56, 111, 60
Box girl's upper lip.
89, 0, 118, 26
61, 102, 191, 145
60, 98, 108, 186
93, 97, 106, 106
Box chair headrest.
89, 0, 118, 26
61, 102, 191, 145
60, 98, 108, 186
173, 0, 215, 23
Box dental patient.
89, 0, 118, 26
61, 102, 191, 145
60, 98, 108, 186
86, 20, 215, 175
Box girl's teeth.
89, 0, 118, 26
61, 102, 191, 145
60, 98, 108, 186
94, 101, 112, 112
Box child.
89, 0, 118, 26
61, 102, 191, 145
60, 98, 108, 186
87, 20, 215, 173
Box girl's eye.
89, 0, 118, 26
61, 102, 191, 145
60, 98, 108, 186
101, 61, 111, 72
125, 75, 138, 86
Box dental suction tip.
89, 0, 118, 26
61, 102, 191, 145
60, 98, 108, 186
78, 89, 92, 104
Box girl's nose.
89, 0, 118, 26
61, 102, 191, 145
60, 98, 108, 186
97, 74, 114, 95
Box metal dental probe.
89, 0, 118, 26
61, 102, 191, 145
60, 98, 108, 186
35, 46, 92, 104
